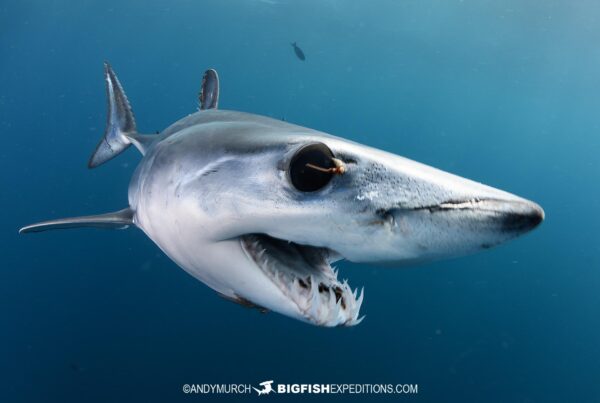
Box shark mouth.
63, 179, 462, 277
240, 234, 364, 327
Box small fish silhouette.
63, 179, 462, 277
291, 42, 305, 61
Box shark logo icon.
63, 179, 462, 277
253, 380, 275, 395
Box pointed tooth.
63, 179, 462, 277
295, 278, 307, 300
333, 297, 342, 321
263, 257, 272, 273
292, 277, 301, 296
353, 288, 358, 299
292, 278, 308, 308
327, 288, 336, 310
309, 288, 321, 320
355, 287, 364, 312
294, 277, 300, 287
357, 287, 364, 304
326, 291, 337, 324
353, 315, 366, 325
309, 277, 319, 306
276, 270, 286, 286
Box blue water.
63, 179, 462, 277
2, 1, 599, 402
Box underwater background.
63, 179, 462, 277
2, 0, 599, 402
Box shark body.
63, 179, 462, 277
20, 64, 544, 326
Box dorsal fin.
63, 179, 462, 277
88, 63, 136, 168
199, 69, 219, 110
19, 208, 134, 234
88, 62, 157, 168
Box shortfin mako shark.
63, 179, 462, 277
20, 63, 544, 327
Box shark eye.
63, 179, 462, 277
289, 143, 335, 192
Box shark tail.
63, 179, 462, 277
88, 62, 154, 168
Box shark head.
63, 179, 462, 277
131, 111, 543, 327
21, 65, 544, 327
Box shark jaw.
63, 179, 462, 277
240, 234, 364, 327
234, 196, 543, 327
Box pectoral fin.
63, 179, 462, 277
19, 208, 134, 234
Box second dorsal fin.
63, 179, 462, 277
199, 69, 219, 110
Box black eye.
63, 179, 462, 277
289, 143, 335, 192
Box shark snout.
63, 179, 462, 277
378, 196, 544, 262
497, 199, 544, 233
417, 197, 544, 234
450, 197, 544, 252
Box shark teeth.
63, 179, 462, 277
241, 234, 364, 327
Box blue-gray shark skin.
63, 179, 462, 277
20, 63, 544, 327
